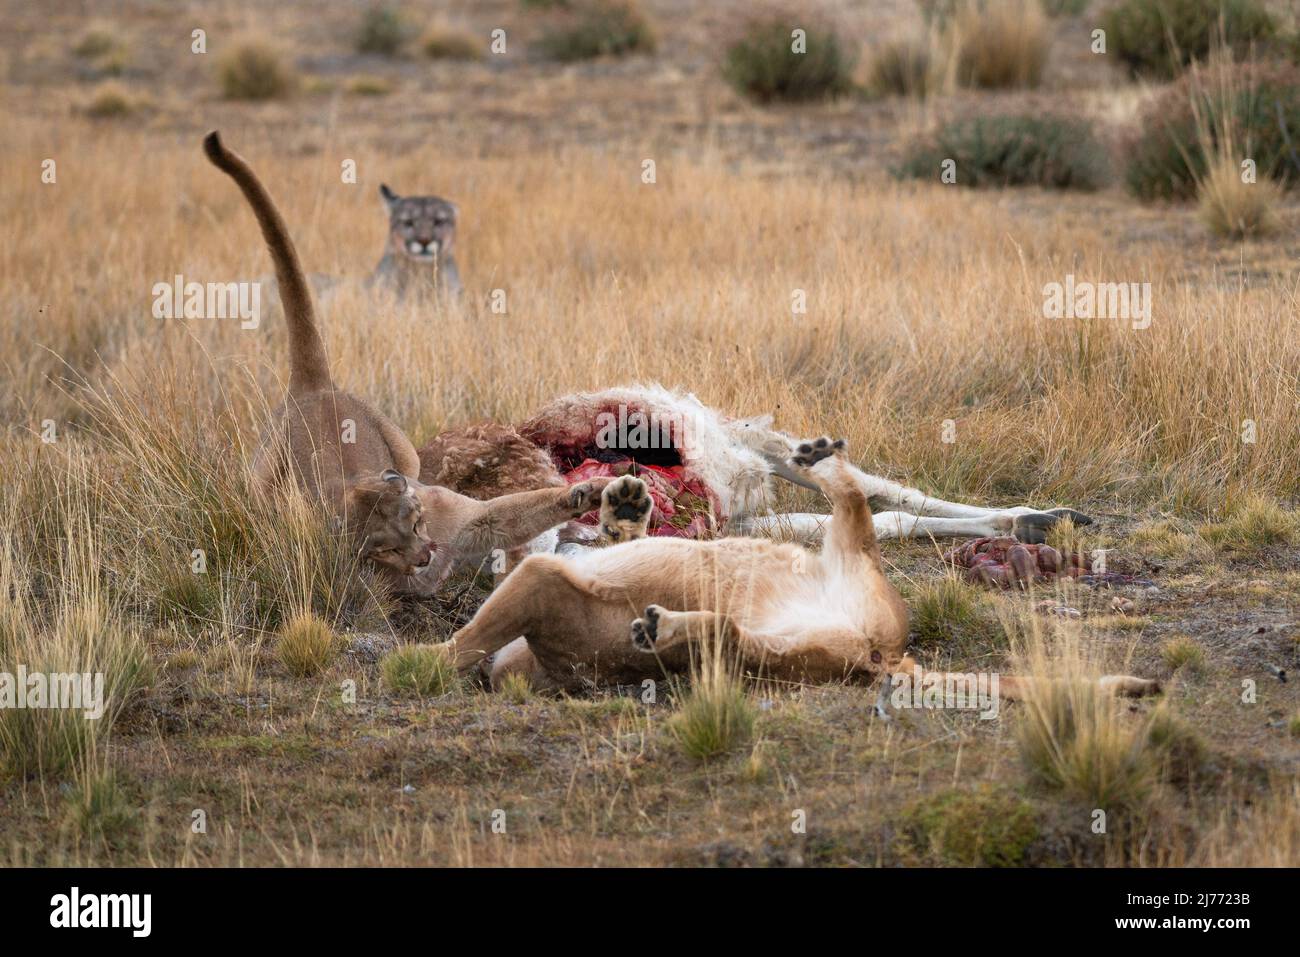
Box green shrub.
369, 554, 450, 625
899, 785, 1039, 866
358, 5, 408, 56
897, 114, 1109, 189
533, 1, 656, 62
217, 41, 296, 100
73, 29, 119, 60
1042, 0, 1088, 14
1102, 0, 1275, 79
722, 15, 855, 103
1125, 64, 1300, 201
356, 5, 411, 56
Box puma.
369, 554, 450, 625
201, 132, 646, 592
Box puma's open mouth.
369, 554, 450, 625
410, 548, 438, 576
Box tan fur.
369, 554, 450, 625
418, 423, 565, 501
203, 132, 627, 589
442, 441, 1159, 703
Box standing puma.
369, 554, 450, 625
202, 132, 636, 592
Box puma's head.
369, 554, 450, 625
345, 469, 436, 577
380, 184, 458, 262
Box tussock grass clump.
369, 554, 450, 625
0, 506, 152, 781
356, 5, 411, 56
669, 647, 755, 760
899, 785, 1039, 866
1125, 61, 1300, 201
907, 576, 1000, 650
82, 83, 135, 118
1016, 675, 1157, 808
73, 29, 119, 60
533, 0, 656, 63
421, 25, 485, 61
950, 0, 1049, 90
1130, 518, 1208, 560
723, 14, 854, 103
1197, 158, 1281, 238
496, 671, 534, 704
898, 114, 1109, 189
1103, 0, 1275, 79
63, 769, 134, 847
1197, 493, 1300, 552
1013, 624, 1161, 809
276, 612, 339, 677
345, 74, 394, 96
868, 37, 933, 97
381, 644, 458, 697
1161, 635, 1206, 673
217, 41, 296, 100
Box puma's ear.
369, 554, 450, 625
381, 468, 407, 491
380, 183, 399, 209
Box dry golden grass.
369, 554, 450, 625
949, 0, 1050, 90
1, 0, 1297, 868
4, 117, 1296, 514
1198, 159, 1281, 239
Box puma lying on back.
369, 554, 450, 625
441, 439, 1160, 706
202, 132, 627, 592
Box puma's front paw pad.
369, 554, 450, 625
600, 475, 652, 543
630, 605, 662, 651
791, 436, 846, 469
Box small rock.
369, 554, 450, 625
401, 784, 416, 794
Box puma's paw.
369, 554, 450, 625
600, 475, 652, 543
567, 479, 608, 515
630, 605, 663, 652
791, 436, 847, 470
